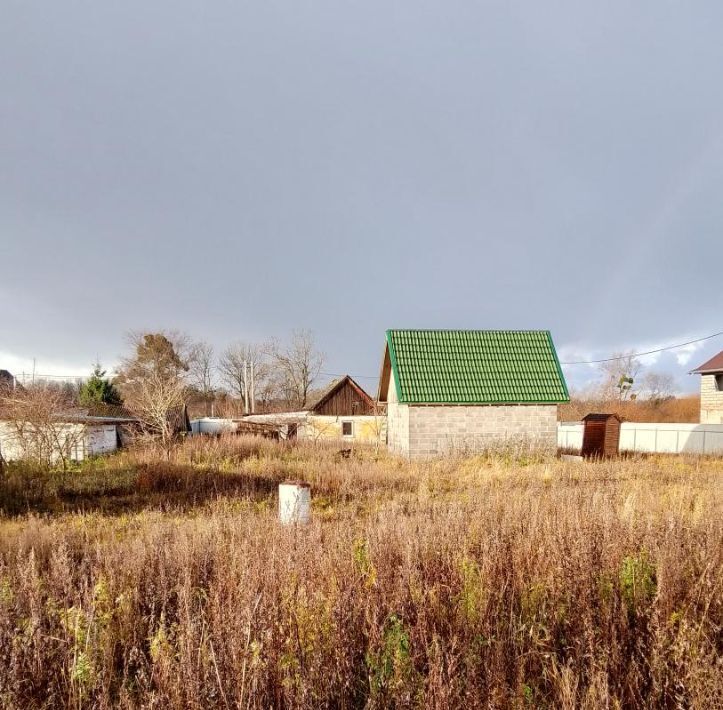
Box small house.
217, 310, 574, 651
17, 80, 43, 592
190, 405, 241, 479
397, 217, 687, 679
194, 375, 386, 444
303, 375, 384, 441
691, 351, 723, 424
0, 412, 139, 464
377, 329, 569, 459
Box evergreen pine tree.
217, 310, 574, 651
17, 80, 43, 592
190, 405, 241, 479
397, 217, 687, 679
79, 363, 123, 407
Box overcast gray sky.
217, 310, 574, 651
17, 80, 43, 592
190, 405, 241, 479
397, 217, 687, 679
1, 1, 721, 394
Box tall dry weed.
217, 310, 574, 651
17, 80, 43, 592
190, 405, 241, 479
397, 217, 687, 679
0, 443, 720, 707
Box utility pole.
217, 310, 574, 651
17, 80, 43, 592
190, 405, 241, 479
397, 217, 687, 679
250, 360, 255, 413
243, 360, 249, 414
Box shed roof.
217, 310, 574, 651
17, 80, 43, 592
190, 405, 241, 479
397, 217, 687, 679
690, 350, 723, 374
582, 413, 623, 422
381, 329, 569, 405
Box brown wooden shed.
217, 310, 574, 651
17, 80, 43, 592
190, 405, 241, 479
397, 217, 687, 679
310, 375, 375, 416
581, 413, 622, 458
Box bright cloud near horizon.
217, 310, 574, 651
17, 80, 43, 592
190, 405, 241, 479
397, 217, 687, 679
1, 2, 722, 395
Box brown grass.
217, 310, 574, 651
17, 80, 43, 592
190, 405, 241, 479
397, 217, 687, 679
559, 395, 700, 423
0, 437, 721, 708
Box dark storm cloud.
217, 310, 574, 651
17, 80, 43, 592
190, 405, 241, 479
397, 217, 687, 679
1, 1, 722, 392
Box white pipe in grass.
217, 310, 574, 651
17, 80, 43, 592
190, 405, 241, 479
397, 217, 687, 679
278, 481, 311, 524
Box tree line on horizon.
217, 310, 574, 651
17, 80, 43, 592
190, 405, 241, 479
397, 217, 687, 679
0, 329, 326, 460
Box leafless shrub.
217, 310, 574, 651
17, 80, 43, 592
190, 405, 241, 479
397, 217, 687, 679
267, 329, 324, 409
187, 341, 217, 415
0, 384, 86, 471
116, 332, 191, 456
218, 341, 273, 413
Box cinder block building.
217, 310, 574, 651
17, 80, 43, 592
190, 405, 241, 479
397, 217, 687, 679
691, 351, 723, 424
377, 330, 569, 459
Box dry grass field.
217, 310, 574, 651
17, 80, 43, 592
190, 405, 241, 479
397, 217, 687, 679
0, 437, 721, 708
558, 395, 701, 423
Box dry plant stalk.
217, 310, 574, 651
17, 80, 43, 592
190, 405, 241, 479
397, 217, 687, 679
0, 440, 720, 708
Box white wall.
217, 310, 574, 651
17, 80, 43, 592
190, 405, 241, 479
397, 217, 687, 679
86, 425, 118, 457
0, 422, 118, 462
700, 374, 723, 424
557, 422, 723, 455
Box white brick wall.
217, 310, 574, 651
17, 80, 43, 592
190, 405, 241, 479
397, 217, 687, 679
388, 403, 558, 459
700, 374, 723, 424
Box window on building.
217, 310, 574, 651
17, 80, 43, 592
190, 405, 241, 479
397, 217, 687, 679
342, 421, 354, 437
715, 374, 723, 391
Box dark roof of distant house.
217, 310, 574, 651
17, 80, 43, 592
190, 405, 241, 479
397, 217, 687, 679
381, 329, 569, 405
582, 412, 623, 422
0, 371, 17, 397
83, 403, 136, 420
690, 350, 723, 374
56, 414, 141, 425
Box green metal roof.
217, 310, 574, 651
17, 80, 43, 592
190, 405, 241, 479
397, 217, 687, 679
386, 329, 569, 405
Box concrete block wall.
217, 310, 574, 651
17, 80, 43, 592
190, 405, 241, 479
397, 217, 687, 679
700, 374, 723, 424
399, 404, 558, 459
386, 402, 410, 456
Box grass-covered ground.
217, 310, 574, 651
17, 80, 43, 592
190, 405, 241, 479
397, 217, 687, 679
0, 437, 721, 708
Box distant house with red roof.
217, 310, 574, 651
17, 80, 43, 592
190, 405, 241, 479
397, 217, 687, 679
691, 351, 723, 424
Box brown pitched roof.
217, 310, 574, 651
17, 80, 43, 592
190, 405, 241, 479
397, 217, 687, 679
309, 375, 374, 413
690, 350, 723, 374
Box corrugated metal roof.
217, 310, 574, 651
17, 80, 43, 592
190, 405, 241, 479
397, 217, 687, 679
691, 350, 723, 374
386, 329, 569, 405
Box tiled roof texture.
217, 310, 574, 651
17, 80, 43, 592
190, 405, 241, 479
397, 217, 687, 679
386, 329, 569, 405
691, 350, 723, 374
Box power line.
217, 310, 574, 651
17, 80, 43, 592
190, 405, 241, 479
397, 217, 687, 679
15, 373, 88, 381
559, 331, 723, 366
323, 330, 723, 377
9, 329, 722, 382
320, 371, 378, 380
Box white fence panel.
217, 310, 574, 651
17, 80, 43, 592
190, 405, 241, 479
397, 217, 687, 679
558, 422, 723, 455
557, 423, 583, 450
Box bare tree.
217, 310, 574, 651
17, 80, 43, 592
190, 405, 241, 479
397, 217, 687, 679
188, 341, 216, 415
640, 371, 676, 404
268, 330, 324, 409
0, 384, 87, 471
116, 332, 190, 455
597, 351, 641, 402
218, 341, 273, 413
